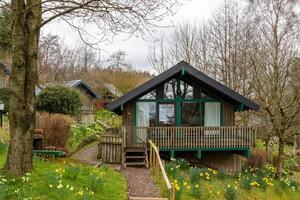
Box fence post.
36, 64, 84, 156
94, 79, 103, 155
170, 183, 175, 200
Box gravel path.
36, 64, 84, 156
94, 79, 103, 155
72, 143, 100, 166
122, 167, 161, 198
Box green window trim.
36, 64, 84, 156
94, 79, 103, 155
134, 99, 224, 127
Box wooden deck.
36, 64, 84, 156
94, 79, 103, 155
123, 126, 256, 150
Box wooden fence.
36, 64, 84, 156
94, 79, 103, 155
148, 140, 175, 200
100, 134, 123, 164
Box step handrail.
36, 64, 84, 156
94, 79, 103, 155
148, 139, 175, 200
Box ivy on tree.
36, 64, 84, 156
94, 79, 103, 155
36, 86, 82, 116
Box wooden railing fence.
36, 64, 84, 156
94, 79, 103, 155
148, 140, 175, 200
123, 126, 256, 149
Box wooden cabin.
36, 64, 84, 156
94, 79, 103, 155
106, 61, 259, 172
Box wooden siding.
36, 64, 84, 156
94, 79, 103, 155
100, 135, 122, 164
224, 101, 235, 126
199, 152, 243, 173
122, 101, 135, 145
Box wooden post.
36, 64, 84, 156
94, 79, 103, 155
170, 183, 175, 200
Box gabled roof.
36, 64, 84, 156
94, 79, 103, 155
0, 60, 10, 75
64, 80, 100, 99
35, 80, 100, 99
107, 61, 259, 113
103, 82, 123, 97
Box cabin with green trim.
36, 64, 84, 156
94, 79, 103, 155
107, 61, 259, 172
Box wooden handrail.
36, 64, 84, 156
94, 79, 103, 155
148, 139, 175, 200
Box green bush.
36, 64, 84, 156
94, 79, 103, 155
36, 85, 82, 116
0, 87, 10, 114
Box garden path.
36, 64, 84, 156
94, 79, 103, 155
72, 143, 100, 166
122, 167, 161, 198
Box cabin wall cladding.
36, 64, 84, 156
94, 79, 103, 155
100, 135, 122, 164
224, 102, 235, 126
200, 151, 244, 173
122, 101, 135, 145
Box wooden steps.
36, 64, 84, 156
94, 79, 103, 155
124, 146, 148, 167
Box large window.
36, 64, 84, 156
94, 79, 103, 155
204, 102, 221, 126
181, 102, 201, 126
179, 81, 193, 99
139, 90, 156, 100
158, 103, 175, 126
164, 79, 176, 99
136, 102, 156, 127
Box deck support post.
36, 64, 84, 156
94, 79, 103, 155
170, 150, 175, 158
196, 150, 202, 159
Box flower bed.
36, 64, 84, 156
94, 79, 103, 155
158, 158, 300, 200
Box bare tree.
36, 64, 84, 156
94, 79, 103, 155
1, 0, 178, 176
247, 0, 300, 178
106, 50, 128, 69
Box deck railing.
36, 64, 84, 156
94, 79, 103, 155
123, 126, 256, 149
148, 139, 175, 200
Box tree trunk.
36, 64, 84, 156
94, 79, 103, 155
293, 135, 297, 156
276, 137, 285, 179
4, 0, 41, 176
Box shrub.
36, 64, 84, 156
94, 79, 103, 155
225, 185, 238, 200
36, 112, 72, 148
36, 85, 82, 116
246, 149, 267, 169
0, 87, 9, 114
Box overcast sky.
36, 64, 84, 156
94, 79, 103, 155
43, 0, 223, 71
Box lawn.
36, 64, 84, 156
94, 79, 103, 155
0, 146, 127, 200
155, 158, 300, 200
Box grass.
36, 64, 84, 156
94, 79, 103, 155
153, 158, 300, 200
0, 147, 127, 200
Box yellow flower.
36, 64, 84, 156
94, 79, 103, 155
183, 182, 188, 186
77, 190, 83, 196
187, 186, 191, 190
195, 184, 199, 188
200, 173, 203, 176
217, 191, 220, 195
